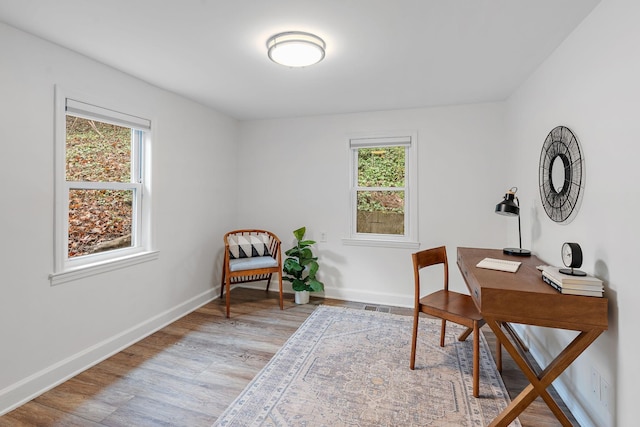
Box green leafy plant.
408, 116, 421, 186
282, 226, 324, 292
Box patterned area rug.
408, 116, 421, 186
214, 306, 519, 426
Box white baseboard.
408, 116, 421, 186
323, 287, 413, 308
238, 282, 413, 308
0, 288, 216, 416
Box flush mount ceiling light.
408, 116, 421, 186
266, 31, 326, 67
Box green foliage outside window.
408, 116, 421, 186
357, 146, 405, 213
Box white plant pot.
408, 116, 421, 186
294, 290, 310, 304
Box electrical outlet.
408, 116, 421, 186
591, 367, 600, 399
319, 231, 327, 242
601, 378, 610, 410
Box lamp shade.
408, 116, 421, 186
267, 31, 325, 67
495, 190, 519, 217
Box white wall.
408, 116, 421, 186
3, 0, 633, 423
505, 0, 639, 425
238, 104, 510, 305
0, 23, 238, 413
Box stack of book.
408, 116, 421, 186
541, 266, 604, 297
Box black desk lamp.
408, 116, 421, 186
495, 187, 531, 257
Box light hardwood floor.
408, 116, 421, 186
1, 288, 577, 426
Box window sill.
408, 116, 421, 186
49, 250, 159, 286
341, 238, 420, 249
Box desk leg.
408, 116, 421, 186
484, 316, 604, 427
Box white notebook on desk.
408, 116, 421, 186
476, 257, 521, 273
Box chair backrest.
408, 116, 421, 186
412, 246, 449, 301
223, 229, 280, 261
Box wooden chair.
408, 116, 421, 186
220, 229, 283, 318
409, 246, 499, 398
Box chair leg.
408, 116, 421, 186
225, 276, 231, 318
496, 340, 502, 373
410, 310, 419, 370
472, 321, 480, 397
278, 271, 283, 310
458, 327, 473, 342
440, 319, 446, 347
265, 274, 272, 292
220, 270, 226, 298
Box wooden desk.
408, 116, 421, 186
457, 247, 608, 427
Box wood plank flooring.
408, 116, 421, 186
1, 288, 577, 426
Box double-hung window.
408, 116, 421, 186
346, 132, 418, 248
51, 88, 155, 284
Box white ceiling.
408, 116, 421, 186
0, 0, 600, 121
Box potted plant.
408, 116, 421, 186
282, 226, 324, 304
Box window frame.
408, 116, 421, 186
344, 131, 419, 249
50, 86, 157, 285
